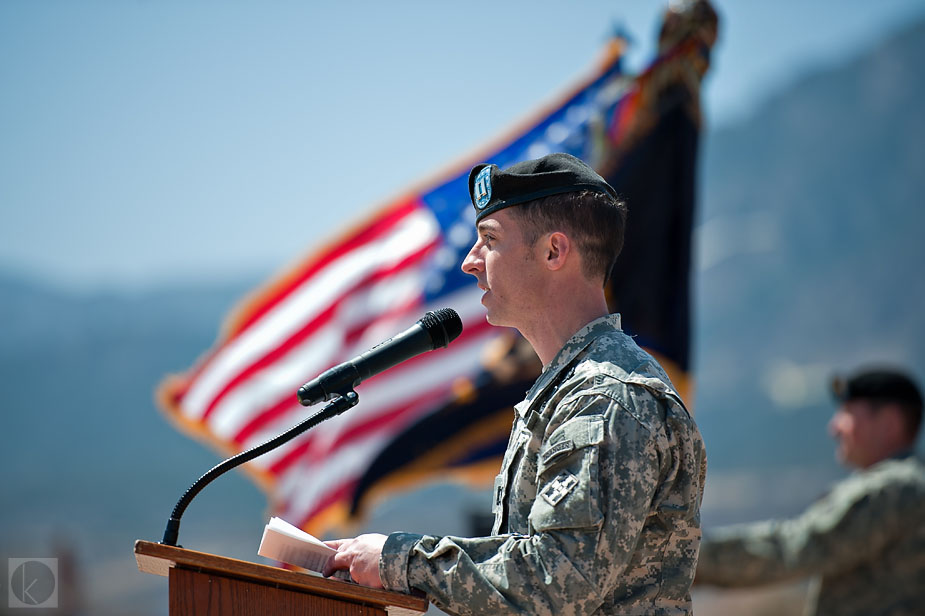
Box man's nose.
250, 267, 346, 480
828, 410, 846, 437
461, 244, 483, 276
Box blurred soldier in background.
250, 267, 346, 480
696, 367, 925, 616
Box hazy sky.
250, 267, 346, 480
3, 0, 924, 290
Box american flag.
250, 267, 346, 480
158, 44, 631, 536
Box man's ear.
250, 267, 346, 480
883, 403, 915, 446
544, 232, 570, 271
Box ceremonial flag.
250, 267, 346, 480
158, 2, 717, 537
349, 5, 717, 524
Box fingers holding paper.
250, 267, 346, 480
324, 533, 387, 588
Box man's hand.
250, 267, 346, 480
324, 533, 388, 588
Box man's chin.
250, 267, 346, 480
484, 310, 509, 328
834, 445, 848, 463
835, 447, 865, 469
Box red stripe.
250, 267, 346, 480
327, 294, 428, 367
231, 199, 423, 338
610, 88, 639, 143
231, 295, 427, 444
306, 387, 448, 466
237, 317, 493, 452
199, 239, 437, 422
175, 198, 424, 408
320, 320, 496, 449
167, 344, 222, 410
262, 320, 496, 476
293, 479, 359, 531
325, 390, 444, 457
267, 385, 449, 476
265, 429, 314, 476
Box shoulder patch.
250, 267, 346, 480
540, 471, 579, 506
542, 439, 574, 464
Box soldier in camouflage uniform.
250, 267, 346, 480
696, 368, 925, 616
326, 153, 707, 615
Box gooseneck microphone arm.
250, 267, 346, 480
160, 308, 463, 548
161, 392, 359, 547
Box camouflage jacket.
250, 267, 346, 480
379, 315, 707, 615
696, 454, 925, 616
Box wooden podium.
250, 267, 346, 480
135, 540, 428, 616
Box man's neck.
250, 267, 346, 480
519, 292, 609, 366
853, 442, 918, 470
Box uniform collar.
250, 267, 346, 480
516, 314, 622, 418
888, 448, 917, 461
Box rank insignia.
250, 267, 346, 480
473, 166, 492, 209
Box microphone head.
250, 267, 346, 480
419, 308, 463, 349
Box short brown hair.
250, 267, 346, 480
510, 189, 627, 285
833, 368, 923, 439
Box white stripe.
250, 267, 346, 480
207, 269, 428, 440
275, 328, 501, 523
308, 326, 496, 441
207, 325, 341, 440
274, 309, 500, 522
279, 430, 395, 524
273, 371, 477, 523
246, 324, 495, 470
182, 209, 439, 419
240, 284, 488, 452
212, 282, 485, 446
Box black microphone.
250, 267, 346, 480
297, 308, 463, 406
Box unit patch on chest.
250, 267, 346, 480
540, 471, 579, 506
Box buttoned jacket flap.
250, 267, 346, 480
530, 415, 605, 532
537, 415, 605, 476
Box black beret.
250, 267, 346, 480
468, 152, 618, 222
831, 368, 923, 408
